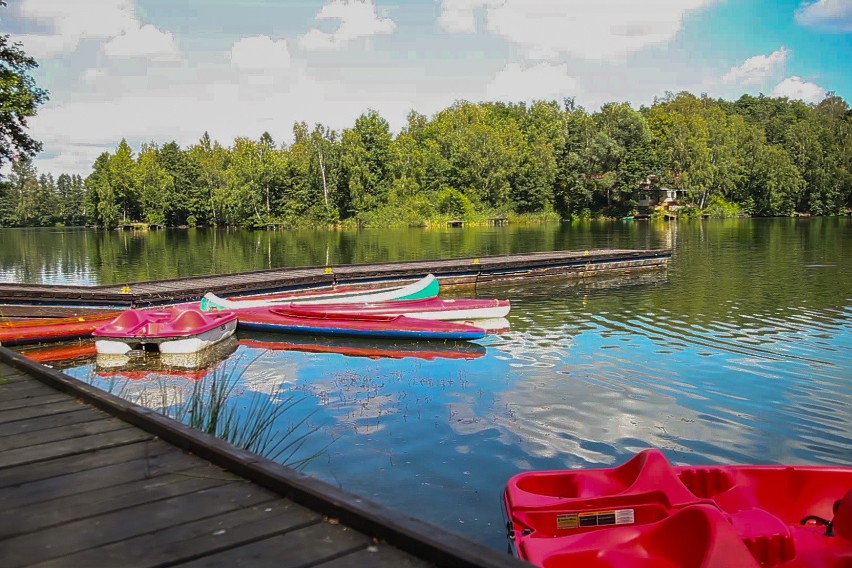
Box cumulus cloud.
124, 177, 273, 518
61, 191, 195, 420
485, 62, 578, 102
16, 0, 137, 57
795, 0, 852, 32
770, 76, 828, 103
103, 24, 179, 60
16, 0, 179, 60
438, 0, 720, 60
229, 35, 292, 72
298, 0, 395, 51
721, 47, 789, 85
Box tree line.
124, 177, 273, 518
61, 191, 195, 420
1, 92, 850, 229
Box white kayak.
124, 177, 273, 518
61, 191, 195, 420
200, 273, 440, 310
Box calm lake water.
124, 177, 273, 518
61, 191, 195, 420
4, 218, 851, 551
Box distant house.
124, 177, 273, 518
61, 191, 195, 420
636, 175, 685, 209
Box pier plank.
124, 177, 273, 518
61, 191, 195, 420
0, 407, 104, 438
174, 522, 371, 568
0, 438, 176, 487
32, 499, 322, 568
0, 425, 153, 468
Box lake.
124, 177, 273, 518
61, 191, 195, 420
3, 218, 851, 551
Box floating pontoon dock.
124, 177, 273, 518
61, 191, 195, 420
0, 249, 671, 318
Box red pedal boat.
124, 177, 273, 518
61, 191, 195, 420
504, 449, 852, 567
93, 308, 238, 355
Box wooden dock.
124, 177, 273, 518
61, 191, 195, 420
0, 249, 670, 318
0, 346, 528, 568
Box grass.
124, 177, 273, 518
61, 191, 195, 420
109, 353, 335, 469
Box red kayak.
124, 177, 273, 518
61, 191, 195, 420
236, 306, 486, 341
229, 296, 511, 321
0, 313, 118, 346
504, 449, 852, 567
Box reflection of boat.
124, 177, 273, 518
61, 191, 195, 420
19, 342, 97, 363
236, 307, 486, 341
93, 308, 237, 355
95, 335, 238, 374
200, 273, 440, 310
0, 312, 117, 346
504, 449, 852, 568
238, 333, 487, 361
221, 296, 510, 321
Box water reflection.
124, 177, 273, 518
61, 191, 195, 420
18, 218, 852, 551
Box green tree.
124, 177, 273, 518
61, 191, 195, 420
188, 132, 230, 226
0, 0, 49, 172
339, 110, 393, 217
6, 154, 38, 225
136, 144, 174, 226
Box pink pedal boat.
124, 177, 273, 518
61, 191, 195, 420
93, 308, 238, 355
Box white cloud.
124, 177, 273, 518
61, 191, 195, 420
298, 0, 396, 51
103, 24, 179, 60
229, 35, 292, 72
485, 62, 577, 102
437, 0, 496, 33
17, 0, 137, 58
82, 67, 107, 83
439, 0, 719, 60
795, 0, 852, 32
770, 76, 828, 103
721, 47, 789, 85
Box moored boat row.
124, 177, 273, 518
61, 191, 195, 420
1, 274, 510, 353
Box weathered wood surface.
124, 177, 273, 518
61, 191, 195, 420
0, 249, 670, 318
0, 348, 530, 567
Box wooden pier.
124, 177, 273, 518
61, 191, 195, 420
0, 346, 527, 568
0, 249, 670, 319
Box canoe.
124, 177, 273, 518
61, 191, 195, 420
200, 273, 440, 310
224, 296, 510, 321
0, 312, 118, 346
504, 449, 852, 567
236, 307, 486, 341
93, 308, 238, 355
238, 336, 487, 361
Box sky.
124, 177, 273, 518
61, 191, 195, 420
3, 0, 851, 177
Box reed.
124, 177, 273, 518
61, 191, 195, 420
105, 354, 334, 469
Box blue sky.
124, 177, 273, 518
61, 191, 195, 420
4, 0, 851, 176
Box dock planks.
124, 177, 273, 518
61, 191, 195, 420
0, 348, 528, 567
0, 249, 671, 318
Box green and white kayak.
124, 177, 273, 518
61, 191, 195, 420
200, 273, 440, 311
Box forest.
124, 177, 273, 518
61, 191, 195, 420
1, 91, 850, 229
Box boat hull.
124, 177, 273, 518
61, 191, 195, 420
504, 449, 852, 567
236, 307, 486, 341
0, 312, 118, 346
